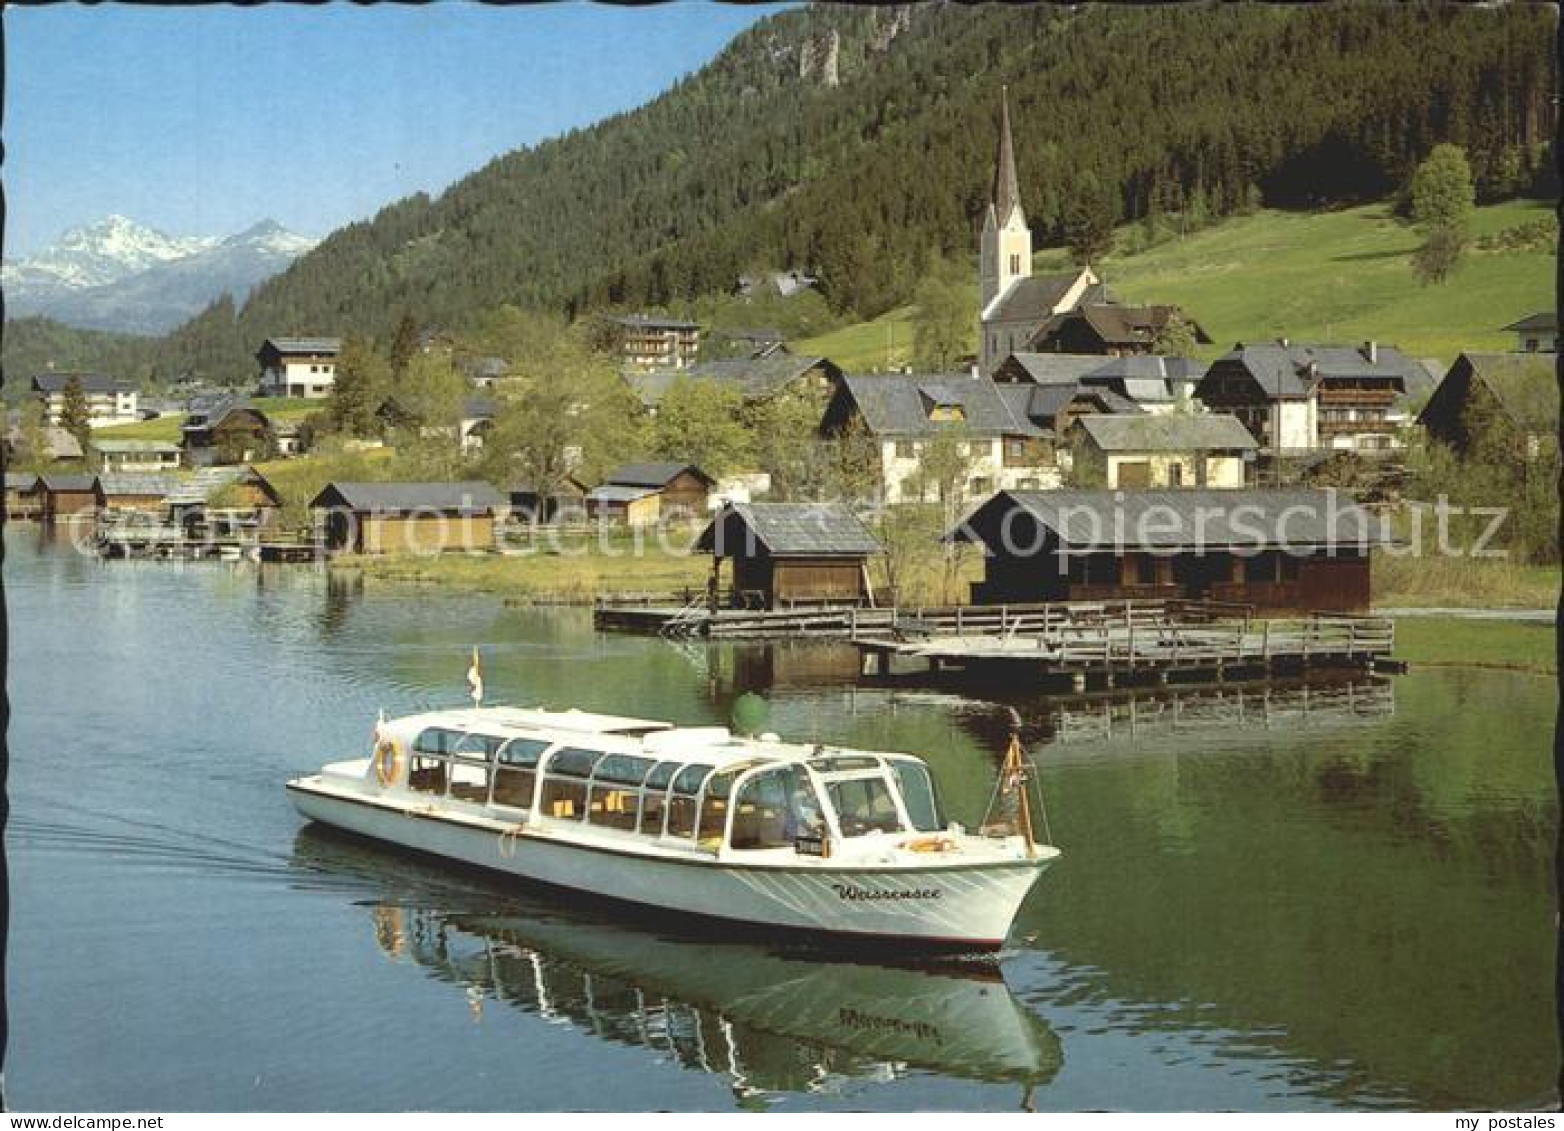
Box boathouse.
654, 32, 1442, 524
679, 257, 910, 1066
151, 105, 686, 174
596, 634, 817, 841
95, 472, 183, 514
696, 502, 883, 610
951, 489, 1391, 613
587, 463, 714, 525
6, 473, 41, 520
310, 481, 503, 554
37, 473, 99, 521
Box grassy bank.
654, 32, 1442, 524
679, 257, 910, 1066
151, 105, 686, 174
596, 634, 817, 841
1391, 616, 1557, 675
1371, 553, 1557, 609
799, 198, 1553, 371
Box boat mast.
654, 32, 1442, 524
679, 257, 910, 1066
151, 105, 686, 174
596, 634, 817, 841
1001, 723, 1038, 859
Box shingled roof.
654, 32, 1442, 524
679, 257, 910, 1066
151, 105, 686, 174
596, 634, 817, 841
309, 481, 503, 514
696, 502, 882, 559
995, 383, 1141, 430
1071, 413, 1258, 452
832, 372, 1045, 438
983, 270, 1095, 325
1032, 303, 1211, 350
1203, 342, 1425, 400
602, 462, 715, 488
951, 489, 1392, 552
1502, 311, 1557, 334
625, 355, 839, 408
31, 373, 132, 395
97, 472, 183, 499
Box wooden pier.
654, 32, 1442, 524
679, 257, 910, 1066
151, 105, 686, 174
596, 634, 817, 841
592, 594, 1398, 688
852, 611, 1395, 690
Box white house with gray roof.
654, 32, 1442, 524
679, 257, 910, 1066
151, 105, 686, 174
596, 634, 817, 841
1066, 413, 1256, 489
32, 373, 139, 428
820, 371, 1062, 502
1196, 340, 1431, 453
256, 337, 342, 398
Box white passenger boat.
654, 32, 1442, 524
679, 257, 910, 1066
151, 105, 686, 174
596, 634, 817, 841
287, 701, 1060, 950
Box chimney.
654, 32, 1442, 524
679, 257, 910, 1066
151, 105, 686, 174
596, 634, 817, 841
1364, 340, 1378, 364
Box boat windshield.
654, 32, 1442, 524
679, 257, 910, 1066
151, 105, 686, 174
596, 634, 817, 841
889, 760, 944, 833
823, 775, 904, 837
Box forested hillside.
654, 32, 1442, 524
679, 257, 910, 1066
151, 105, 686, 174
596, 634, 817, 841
4, 2, 1553, 386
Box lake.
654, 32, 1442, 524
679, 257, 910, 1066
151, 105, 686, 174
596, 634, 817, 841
4, 531, 1557, 1110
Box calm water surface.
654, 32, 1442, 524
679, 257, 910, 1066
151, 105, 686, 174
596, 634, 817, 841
5, 533, 1557, 1110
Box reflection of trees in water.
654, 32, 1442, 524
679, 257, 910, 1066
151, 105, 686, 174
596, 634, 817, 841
1010, 670, 1555, 1110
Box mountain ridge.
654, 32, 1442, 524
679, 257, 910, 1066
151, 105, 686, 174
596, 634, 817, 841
3, 215, 316, 334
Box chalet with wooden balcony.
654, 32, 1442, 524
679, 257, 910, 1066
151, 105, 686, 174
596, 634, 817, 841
1195, 341, 1433, 454
614, 315, 702, 371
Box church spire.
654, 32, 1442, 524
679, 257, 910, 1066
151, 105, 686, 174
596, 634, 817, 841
992, 86, 1023, 226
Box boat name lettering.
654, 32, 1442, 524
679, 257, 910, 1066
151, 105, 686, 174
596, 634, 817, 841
838, 1007, 943, 1043
830, 883, 942, 902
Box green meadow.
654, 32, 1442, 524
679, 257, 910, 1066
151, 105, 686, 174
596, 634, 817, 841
800, 198, 1554, 373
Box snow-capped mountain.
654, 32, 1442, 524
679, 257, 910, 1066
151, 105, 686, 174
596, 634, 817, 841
3, 216, 316, 334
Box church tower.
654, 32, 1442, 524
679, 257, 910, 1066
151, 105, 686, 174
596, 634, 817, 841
979, 87, 1031, 315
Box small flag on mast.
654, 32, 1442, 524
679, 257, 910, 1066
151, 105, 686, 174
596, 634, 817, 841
467, 647, 484, 706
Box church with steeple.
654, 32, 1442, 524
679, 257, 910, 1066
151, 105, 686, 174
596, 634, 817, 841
978, 89, 1099, 376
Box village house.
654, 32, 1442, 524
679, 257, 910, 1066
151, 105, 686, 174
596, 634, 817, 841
993, 352, 1206, 414
820, 371, 1063, 501
586, 462, 715, 525
614, 315, 702, 370
1066, 414, 1257, 489
32, 373, 140, 428
256, 337, 342, 398
1417, 352, 1558, 458
709, 328, 788, 359
624, 355, 843, 413
1502, 312, 1557, 354
1195, 340, 1434, 453
35, 472, 99, 521
310, 481, 503, 555
6, 473, 41, 520
458, 355, 512, 388
951, 488, 1391, 613
696, 502, 883, 610
90, 439, 183, 473
1029, 302, 1212, 356
182, 397, 277, 467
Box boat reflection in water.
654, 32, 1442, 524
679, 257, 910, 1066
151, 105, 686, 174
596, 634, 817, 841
292, 825, 1062, 1105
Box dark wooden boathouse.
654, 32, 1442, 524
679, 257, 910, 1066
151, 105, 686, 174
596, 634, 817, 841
951, 489, 1390, 613
696, 502, 882, 610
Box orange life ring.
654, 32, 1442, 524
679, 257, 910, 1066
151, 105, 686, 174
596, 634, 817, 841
374, 737, 405, 787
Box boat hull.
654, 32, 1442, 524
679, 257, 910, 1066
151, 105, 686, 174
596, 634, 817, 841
287, 779, 1051, 950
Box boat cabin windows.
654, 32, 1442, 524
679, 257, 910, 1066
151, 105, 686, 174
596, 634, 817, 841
539, 746, 603, 821
589, 754, 655, 832
413, 727, 466, 755
890, 760, 944, 833
696, 770, 739, 848
730, 766, 825, 850
638, 761, 680, 835
665, 763, 715, 839
824, 775, 904, 837
492, 737, 549, 809
449, 733, 505, 803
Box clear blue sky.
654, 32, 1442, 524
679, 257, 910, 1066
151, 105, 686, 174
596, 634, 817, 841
4, 2, 791, 257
